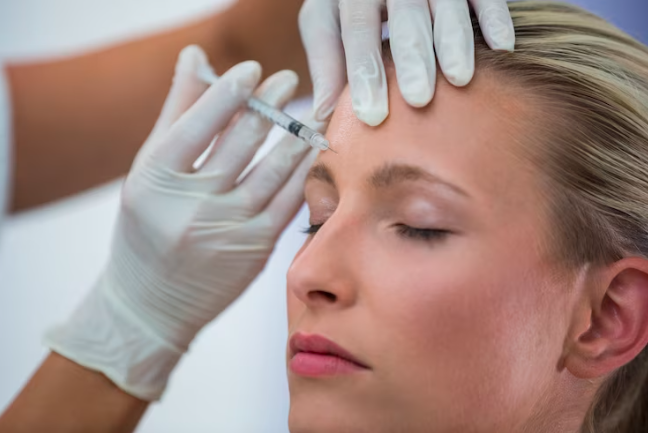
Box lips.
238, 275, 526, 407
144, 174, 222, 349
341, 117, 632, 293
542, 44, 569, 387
289, 333, 370, 377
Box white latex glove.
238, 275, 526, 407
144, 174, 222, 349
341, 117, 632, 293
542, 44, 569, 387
44, 45, 321, 401
300, 0, 515, 126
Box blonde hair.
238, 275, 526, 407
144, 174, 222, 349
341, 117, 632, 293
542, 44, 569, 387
472, 2, 648, 431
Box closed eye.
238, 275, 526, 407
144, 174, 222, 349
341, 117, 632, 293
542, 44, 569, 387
304, 223, 449, 243
395, 224, 450, 242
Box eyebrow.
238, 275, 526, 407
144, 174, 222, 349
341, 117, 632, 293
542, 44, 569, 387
306, 162, 469, 198
307, 163, 336, 186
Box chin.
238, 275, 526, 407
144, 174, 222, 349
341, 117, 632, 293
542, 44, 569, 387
288, 391, 368, 433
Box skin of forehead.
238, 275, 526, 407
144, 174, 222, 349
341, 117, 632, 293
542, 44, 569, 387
316, 69, 544, 224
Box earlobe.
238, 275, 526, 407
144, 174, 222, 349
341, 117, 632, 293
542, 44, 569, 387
565, 258, 648, 379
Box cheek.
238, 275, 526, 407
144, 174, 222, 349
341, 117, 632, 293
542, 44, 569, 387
364, 240, 564, 424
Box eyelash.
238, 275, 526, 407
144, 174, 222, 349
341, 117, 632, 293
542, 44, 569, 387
394, 224, 450, 242
302, 224, 323, 235
302, 223, 450, 242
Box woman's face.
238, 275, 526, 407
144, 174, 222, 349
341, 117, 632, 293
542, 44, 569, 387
286, 73, 579, 432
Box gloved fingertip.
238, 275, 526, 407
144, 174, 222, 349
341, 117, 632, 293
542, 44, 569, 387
176, 45, 207, 75
354, 103, 389, 127
227, 61, 263, 93
396, 62, 435, 108
439, 45, 474, 87
479, 6, 516, 52
401, 81, 434, 108
444, 66, 474, 87
255, 70, 299, 105
493, 42, 515, 53
486, 21, 515, 52
278, 70, 300, 92
349, 63, 389, 126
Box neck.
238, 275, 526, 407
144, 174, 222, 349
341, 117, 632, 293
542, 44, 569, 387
521, 372, 600, 433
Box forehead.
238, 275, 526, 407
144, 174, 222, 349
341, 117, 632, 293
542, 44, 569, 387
318, 72, 541, 214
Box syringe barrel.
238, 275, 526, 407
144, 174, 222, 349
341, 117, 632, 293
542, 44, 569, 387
197, 66, 331, 152
246, 97, 294, 130
247, 97, 330, 151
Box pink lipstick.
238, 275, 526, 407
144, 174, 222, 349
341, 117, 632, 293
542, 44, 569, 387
289, 333, 370, 377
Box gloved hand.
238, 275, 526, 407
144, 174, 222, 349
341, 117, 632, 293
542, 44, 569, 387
299, 0, 515, 126
44, 45, 321, 401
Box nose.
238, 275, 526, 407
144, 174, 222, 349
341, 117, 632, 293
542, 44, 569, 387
287, 213, 360, 311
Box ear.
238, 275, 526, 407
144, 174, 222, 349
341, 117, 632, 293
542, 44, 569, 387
564, 257, 648, 379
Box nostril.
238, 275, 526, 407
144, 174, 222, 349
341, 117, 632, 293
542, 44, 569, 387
308, 290, 337, 303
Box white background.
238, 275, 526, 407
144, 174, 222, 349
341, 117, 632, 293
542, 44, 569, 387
0, 0, 645, 432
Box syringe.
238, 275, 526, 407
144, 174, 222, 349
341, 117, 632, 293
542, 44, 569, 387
197, 67, 335, 153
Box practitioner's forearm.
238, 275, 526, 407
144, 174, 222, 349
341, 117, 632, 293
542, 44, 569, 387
7, 0, 308, 212
223, 0, 308, 94
0, 352, 148, 433
7, 14, 227, 211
